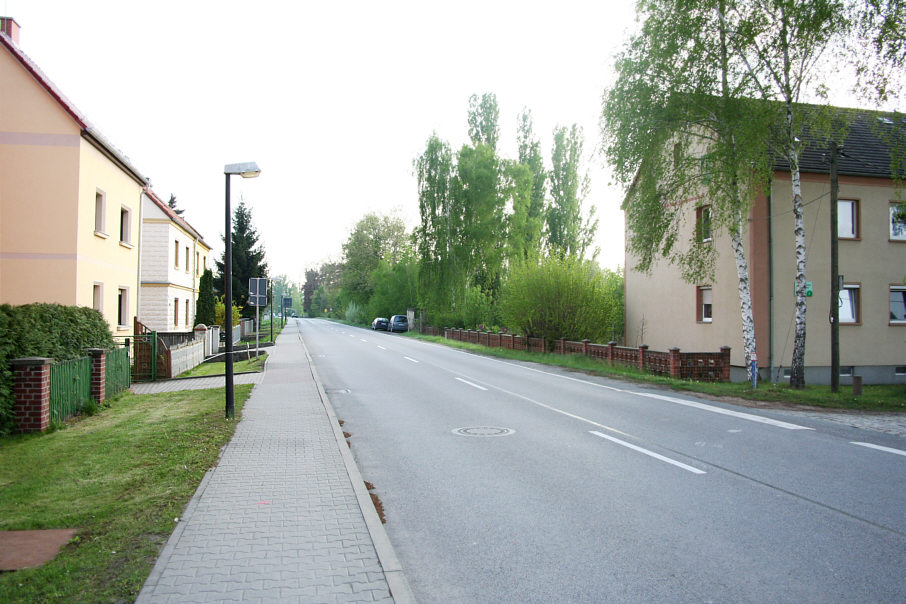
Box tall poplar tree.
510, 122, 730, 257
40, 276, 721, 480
546, 124, 597, 259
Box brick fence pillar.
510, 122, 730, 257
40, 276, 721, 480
638, 344, 649, 372
720, 346, 731, 382
582, 339, 590, 356
11, 358, 53, 433
86, 348, 107, 405
608, 341, 616, 366
669, 348, 681, 379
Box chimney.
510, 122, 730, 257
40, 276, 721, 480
1, 17, 20, 45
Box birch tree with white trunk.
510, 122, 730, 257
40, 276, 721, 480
602, 0, 772, 383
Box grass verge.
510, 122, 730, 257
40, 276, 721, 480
0, 385, 252, 603
178, 353, 267, 378
404, 332, 905, 412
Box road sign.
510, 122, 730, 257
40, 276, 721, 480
282, 295, 292, 309
248, 277, 268, 306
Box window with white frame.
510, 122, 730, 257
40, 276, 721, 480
837, 199, 859, 239
890, 286, 906, 323
185, 299, 191, 327
92, 283, 103, 312
94, 190, 106, 235
174, 297, 180, 327
185, 245, 190, 273
696, 205, 712, 243
838, 283, 860, 324
174, 240, 180, 269
891, 203, 906, 240
697, 286, 713, 323
117, 287, 129, 328
119, 206, 132, 245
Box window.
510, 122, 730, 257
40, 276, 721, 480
117, 288, 129, 328
890, 286, 906, 323
697, 286, 713, 323
185, 299, 191, 327
696, 205, 712, 242
174, 297, 180, 327
837, 199, 859, 239
92, 283, 103, 312
119, 206, 132, 245
185, 246, 190, 273
838, 283, 860, 324
700, 154, 712, 184
174, 240, 180, 269
891, 203, 906, 240
196, 251, 200, 276
94, 190, 106, 234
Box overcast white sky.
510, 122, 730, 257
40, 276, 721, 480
7, 0, 639, 282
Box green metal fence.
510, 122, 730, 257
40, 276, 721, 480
49, 356, 91, 422
106, 347, 131, 398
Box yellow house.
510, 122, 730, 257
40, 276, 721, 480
0, 18, 147, 337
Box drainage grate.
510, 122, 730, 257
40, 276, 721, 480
452, 426, 515, 437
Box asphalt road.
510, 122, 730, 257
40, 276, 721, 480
299, 319, 906, 603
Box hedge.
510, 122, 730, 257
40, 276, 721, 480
0, 303, 114, 436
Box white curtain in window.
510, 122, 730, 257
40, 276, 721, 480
839, 288, 857, 323
837, 200, 856, 238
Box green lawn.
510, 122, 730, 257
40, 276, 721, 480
178, 352, 267, 378
405, 332, 906, 412
0, 385, 252, 603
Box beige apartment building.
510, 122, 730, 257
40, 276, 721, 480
0, 18, 147, 337
625, 109, 906, 384
138, 188, 212, 332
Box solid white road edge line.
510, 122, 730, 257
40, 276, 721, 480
468, 353, 812, 431
455, 377, 488, 391
590, 431, 707, 474
850, 442, 906, 457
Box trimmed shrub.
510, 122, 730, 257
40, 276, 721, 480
499, 257, 624, 344
0, 303, 114, 436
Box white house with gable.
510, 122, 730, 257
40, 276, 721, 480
138, 188, 212, 332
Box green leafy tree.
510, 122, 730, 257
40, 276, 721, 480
302, 267, 322, 315
602, 0, 776, 383
214, 200, 268, 320
339, 212, 410, 306
415, 134, 460, 325
721, 0, 856, 388
546, 124, 597, 259
195, 269, 216, 326
513, 108, 547, 263
468, 93, 500, 151
452, 141, 505, 299
215, 296, 241, 329
367, 255, 419, 320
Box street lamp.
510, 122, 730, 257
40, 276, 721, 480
224, 161, 260, 419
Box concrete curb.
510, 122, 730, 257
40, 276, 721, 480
298, 331, 417, 604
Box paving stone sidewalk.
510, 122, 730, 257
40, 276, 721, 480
136, 320, 413, 603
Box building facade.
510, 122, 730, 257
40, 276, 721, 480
138, 189, 211, 332
1, 18, 147, 337
625, 110, 906, 384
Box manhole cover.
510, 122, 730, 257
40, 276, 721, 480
452, 426, 515, 437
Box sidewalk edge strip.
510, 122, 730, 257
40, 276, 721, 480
299, 331, 418, 604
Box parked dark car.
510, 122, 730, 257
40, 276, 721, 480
389, 315, 409, 333
371, 317, 389, 331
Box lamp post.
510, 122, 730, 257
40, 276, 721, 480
224, 162, 260, 419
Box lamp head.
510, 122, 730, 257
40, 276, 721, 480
224, 162, 261, 178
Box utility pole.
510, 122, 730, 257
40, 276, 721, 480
829, 143, 840, 392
